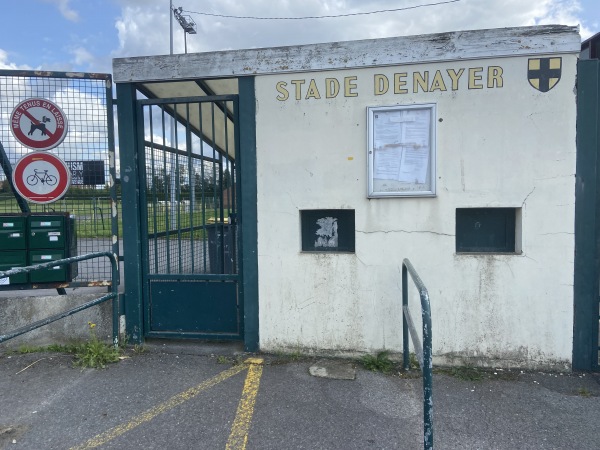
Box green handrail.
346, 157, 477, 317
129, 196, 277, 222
0, 251, 120, 346
402, 258, 433, 450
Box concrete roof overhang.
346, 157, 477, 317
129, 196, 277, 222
113, 24, 581, 160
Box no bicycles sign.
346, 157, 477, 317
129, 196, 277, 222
10, 98, 68, 150
12, 152, 71, 204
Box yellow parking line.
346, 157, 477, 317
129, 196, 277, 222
70, 363, 247, 450
226, 358, 264, 450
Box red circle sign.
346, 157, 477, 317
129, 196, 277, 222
12, 152, 71, 204
10, 98, 68, 150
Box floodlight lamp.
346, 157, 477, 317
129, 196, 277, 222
173, 7, 197, 34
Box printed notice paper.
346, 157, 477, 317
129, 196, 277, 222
373, 108, 430, 184
368, 103, 435, 197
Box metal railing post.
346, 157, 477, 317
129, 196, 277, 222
402, 258, 433, 450
402, 263, 410, 370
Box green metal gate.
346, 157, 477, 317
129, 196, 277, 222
574, 58, 600, 371
137, 95, 241, 339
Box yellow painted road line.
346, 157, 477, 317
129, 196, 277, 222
226, 358, 264, 450
70, 363, 247, 450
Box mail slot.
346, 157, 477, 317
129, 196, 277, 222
0, 214, 27, 250
27, 213, 78, 283
28, 250, 69, 283
0, 250, 28, 285
29, 214, 67, 249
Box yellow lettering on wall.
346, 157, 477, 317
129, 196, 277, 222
468, 67, 484, 89
325, 78, 340, 98
374, 74, 389, 95
344, 76, 358, 97
446, 68, 464, 91
430, 70, 447, 92
394, 73, 408, 94
290, 80, 305, 100
487, 66, 503, 88
305, 79, 321, 99
276, 81, 289, 101
413, 71, 429, 93
275, 64, 504, 101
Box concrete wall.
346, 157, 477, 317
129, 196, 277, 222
254, 52, 578, 369
0, 294, 113, 350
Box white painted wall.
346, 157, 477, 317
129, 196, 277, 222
255, 52, 578, 368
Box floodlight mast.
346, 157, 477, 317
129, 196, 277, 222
172, 5, 197, 54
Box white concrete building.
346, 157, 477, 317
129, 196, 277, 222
113, 25, 595, 370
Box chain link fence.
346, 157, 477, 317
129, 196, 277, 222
0, 70, 119, 288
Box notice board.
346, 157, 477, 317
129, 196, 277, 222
367, 104, 436, 197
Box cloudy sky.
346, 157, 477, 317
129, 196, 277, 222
0, 0, 598, 74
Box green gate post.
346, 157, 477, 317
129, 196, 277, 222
116, 82, 144, 344
238, 77, 259, 352
574, 59, 600, 371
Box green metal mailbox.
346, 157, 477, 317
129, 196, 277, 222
29, 215, 68, 249
28, 250, 68, 283
0, 213, 77, 285
0, 214, 27, 250
0, 214, 28, 285
0, 250, 28, 284
27, 213, 78, 283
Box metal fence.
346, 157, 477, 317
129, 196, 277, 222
0, 70, 118, 288
141, 98, 238, 277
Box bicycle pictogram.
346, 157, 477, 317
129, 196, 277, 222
26, 169, 58, 186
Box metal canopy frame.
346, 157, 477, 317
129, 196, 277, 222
135, 79, 237, 161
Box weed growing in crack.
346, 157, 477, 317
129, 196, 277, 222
435, 365, 485, 381
73, 322, 120, 369
361, 351, 395, 374
577, 387, 592, 397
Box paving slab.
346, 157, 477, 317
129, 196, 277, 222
309, 358, 357, 380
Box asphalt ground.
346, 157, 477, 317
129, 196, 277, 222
1, 343, 599, 450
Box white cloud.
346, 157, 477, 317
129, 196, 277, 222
42, 0, 80, 22
0, 49, 32, 70
71, 46, 95, 67
111, 0, 591, 60
114, 3, 172, 57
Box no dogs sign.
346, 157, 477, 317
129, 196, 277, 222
10, 98, 68, 150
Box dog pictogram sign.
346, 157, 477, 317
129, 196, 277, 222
12, 152, 71, 204
10, 98, 68, 150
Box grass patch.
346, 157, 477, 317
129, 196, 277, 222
10, 335, 120, 369
132, 344, 146, 354
14, 343, 82, 354
214, 355, 243, 365
577, 387, 592, 398
361, 351, 395, 374
436, 365, 485, 381
69, 322, 121, 369
16, 345, 47, 354
74, 339, 120, 369
408, 353, 420, 370
47, 343, 82, 353
271, 348, 307, 364
284, 350, 303, 361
